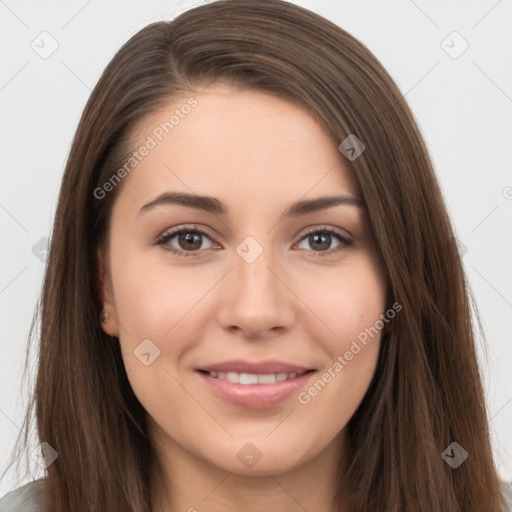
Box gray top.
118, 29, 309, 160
1, 478, 511, 510
0, 479, 45, 512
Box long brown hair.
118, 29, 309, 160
4, 0, 507, 510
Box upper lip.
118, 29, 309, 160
198, 359, 314, 374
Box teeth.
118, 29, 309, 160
207, 371, 302, 384
240, 373, 259, 384
258, 374, 276, 384
226, 372, 239, 383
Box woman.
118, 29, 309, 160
1, 0, 510, 510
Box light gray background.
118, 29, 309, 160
1, 0, 511, 495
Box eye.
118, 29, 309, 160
154, 224, 353, 259
295, 226, 353, 258
155, 225, 216, 257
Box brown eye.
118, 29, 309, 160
156, 226, 215, 257
296, 227, 353, 258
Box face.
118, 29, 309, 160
97, 83, 387, 479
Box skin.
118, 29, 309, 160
97, 82, 387, 512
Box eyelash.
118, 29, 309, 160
154, 224, 353, 259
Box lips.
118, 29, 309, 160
195, 359, 316, 409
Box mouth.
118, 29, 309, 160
195, 363, 316, 409
198, 369, 311, 384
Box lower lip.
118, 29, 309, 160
197, 370, 316, 409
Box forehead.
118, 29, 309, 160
116, 84, 361, 214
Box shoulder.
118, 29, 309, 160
503, 481, 512, 510
0, 479, 46, 512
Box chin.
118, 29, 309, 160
200, 437, 319, 477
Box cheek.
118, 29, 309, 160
112, 264, 200, 422
307, 256, 387, 355
303, 256, 386, 406
110, 239, 210, 344
296, 257, 386, 420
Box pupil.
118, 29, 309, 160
179, 232, 201, 250
311, 233, 330, 250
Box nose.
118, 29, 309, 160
216, 244, 295, 340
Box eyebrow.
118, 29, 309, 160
137, 191, 364, 220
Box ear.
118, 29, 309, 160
96, 246, 119, 337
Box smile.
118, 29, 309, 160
197, 368, 316, 409
205, 370, 307, 384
